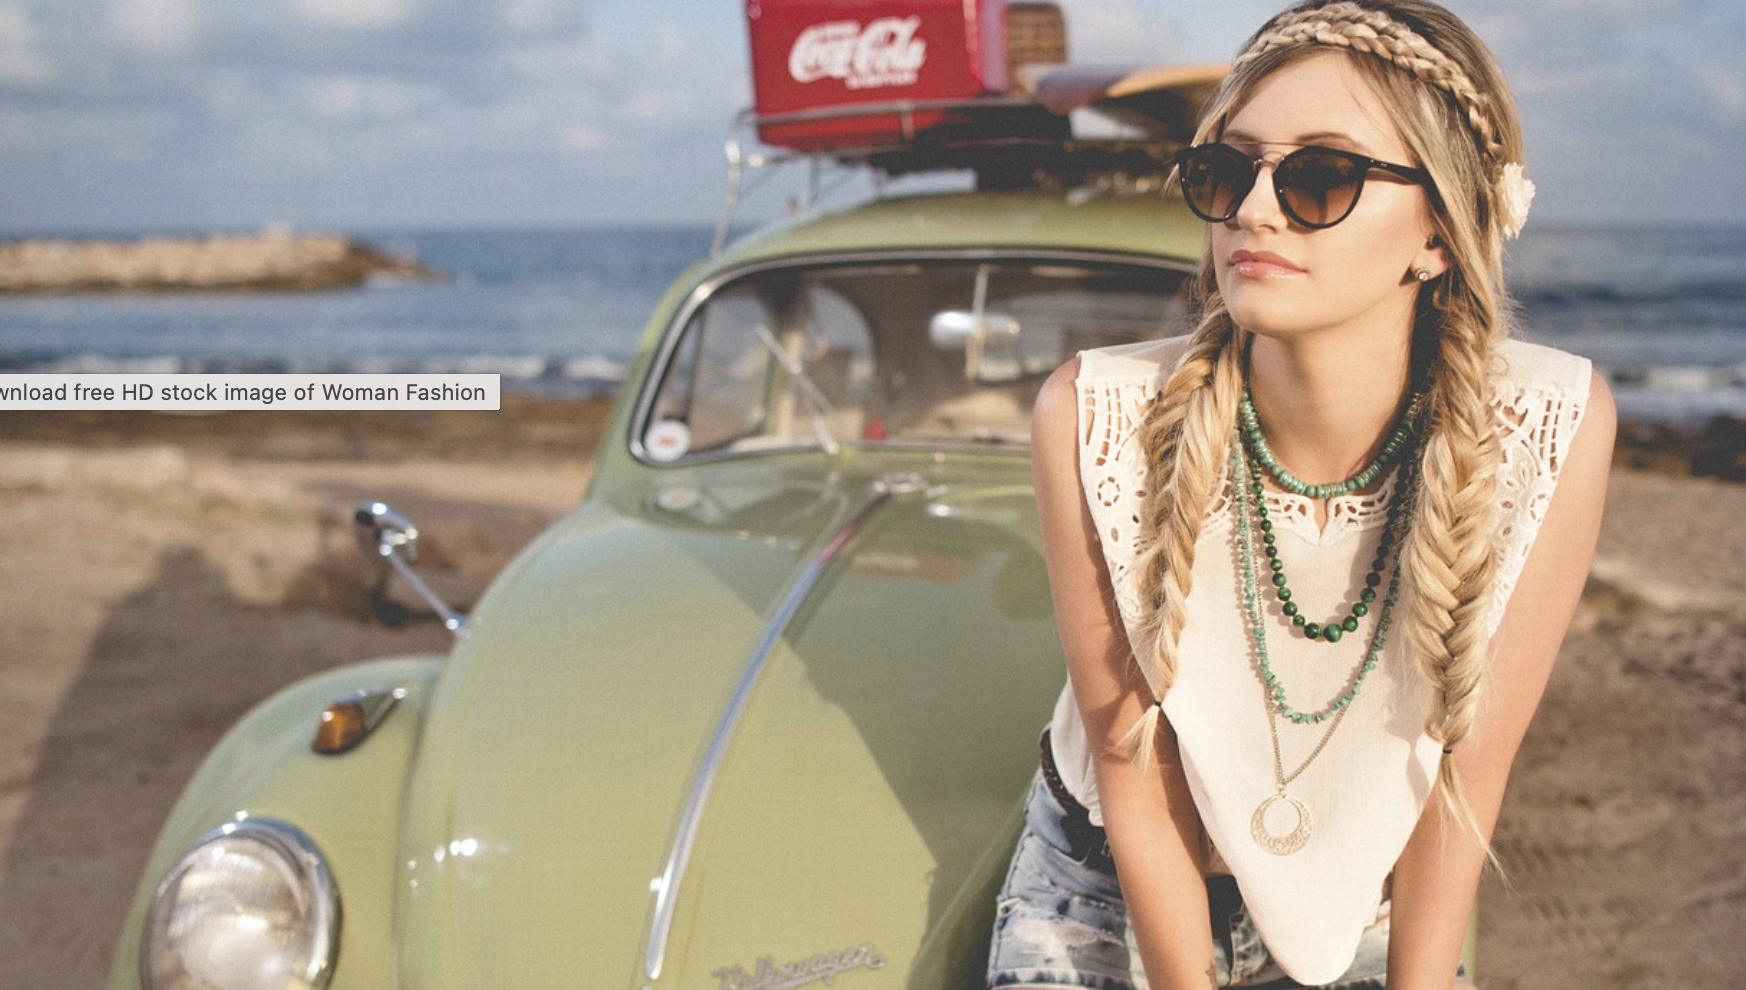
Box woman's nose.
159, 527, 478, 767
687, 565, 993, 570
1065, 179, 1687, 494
1232, 160, 1287, 229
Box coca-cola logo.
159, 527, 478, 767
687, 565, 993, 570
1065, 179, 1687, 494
787, 17, 927, 90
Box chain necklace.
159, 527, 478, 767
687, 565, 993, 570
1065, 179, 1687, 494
1230, 434, 1419, 854
1254, 703, 1348, 855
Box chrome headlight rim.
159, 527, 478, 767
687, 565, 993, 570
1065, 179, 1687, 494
140, 817, 341, 990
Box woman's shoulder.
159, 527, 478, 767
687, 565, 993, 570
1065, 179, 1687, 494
1076, 334, 1193, 386
1495, 338, 1593, 398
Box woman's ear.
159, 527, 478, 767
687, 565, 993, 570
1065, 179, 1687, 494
1409, 231, 1450, 283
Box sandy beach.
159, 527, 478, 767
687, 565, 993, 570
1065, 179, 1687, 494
0, 404, 1739, 990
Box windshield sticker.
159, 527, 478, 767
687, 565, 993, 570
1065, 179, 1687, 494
644, 420, 692, 462
711, 943, 885, 990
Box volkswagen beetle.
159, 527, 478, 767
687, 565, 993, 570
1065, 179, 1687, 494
106, 60, 1231, 990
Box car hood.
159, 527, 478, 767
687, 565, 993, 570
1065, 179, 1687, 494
394, 455, 1066, 990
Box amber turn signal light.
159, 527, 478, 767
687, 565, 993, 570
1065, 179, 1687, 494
311, 687, 406, 755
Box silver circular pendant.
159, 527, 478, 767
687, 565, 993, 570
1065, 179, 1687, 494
1251, 793, 1312, 855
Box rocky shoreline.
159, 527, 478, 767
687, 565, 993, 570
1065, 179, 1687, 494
0, 230, 445, 293
1614, 414, 1746, 482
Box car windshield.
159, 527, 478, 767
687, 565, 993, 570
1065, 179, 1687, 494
638, 257, 1190, 461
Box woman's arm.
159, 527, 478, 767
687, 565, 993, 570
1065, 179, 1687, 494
1385, 371, 1617, 989
1031, 361, 1219, 990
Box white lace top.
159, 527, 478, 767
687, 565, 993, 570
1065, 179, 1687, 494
1046, 335, 1591, 985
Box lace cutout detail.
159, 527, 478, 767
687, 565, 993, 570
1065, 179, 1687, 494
1077, 355, 1589, 641
1079, 375, 1157, 629
1253, 473, 1402, 545
1488, 374, 1588, 631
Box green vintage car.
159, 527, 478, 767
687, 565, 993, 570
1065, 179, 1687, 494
107, 73, 1227, 990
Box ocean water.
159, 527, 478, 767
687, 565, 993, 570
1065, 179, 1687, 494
2, 222, 1743, 424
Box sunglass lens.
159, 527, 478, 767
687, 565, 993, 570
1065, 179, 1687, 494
1276, 150, 1366, 227
1180, 145, 1253, 222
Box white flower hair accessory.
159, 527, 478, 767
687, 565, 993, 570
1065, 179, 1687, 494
1497, 162, 1535, 240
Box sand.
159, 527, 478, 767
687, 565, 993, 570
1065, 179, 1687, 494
0, 405, 1739, 990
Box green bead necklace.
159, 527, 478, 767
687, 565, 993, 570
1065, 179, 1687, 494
1248, 453, 1412, 644
1239, 384, 1424, 643
1231, 433, 1418, 726
1238, 386, 1425, 500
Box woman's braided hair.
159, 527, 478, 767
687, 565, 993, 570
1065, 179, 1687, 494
1128, 0, 1527, 850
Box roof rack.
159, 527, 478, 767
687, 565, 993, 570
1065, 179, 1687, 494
713, 63, 1228, 255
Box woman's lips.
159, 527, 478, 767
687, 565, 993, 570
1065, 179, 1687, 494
1228, 249, 1305, 278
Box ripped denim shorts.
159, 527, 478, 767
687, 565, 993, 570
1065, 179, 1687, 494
986, 769, 1390, 990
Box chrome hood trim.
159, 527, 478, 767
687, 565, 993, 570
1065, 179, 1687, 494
644, 475, 920, 980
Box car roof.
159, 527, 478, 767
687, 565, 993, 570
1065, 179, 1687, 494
709, 188, 1207, 274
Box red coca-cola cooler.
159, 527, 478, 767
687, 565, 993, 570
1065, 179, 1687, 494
746, 0, 1009, 150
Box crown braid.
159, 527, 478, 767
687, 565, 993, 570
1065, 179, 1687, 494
1235, 2, 1506, 169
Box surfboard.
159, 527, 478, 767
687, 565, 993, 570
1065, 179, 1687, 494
1015, 62, 1228, 142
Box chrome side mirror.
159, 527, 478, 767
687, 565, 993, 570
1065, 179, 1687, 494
354, 501, 420, 560
354, 501, 467, 636
926, 309, 1021, 350
929, 309, 1023, 382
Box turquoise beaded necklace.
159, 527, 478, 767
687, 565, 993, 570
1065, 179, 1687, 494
1238, 386, 1425, 499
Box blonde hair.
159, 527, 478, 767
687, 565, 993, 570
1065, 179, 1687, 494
1129, 0, 1526, 850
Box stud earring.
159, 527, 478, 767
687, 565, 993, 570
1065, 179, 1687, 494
1413, 268, 1432, 283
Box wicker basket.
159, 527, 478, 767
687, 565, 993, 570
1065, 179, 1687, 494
1006, 2, 1067, 67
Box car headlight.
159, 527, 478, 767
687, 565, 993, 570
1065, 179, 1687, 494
140, 819, 340, 990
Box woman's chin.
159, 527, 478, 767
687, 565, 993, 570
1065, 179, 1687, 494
1224, 303, 1314, 340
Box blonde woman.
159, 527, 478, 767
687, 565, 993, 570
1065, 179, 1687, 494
991, 2, 1614, 988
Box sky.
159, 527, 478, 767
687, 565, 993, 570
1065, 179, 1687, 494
2, 0, 1744, 233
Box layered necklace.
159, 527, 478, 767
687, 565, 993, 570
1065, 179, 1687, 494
1238, 386, 1425, 643
1231, 395, 1422, 856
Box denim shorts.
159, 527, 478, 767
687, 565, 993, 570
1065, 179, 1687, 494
987, 772, 1389, 990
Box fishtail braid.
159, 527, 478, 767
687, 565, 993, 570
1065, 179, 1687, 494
1399, 310, 1501, 840
1124, 291, 1246, 764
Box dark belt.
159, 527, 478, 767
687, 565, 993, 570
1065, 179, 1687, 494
1038, 728, 1117, 874
1037, 729, 1245, 946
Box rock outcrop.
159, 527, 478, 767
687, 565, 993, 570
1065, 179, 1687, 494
0, 230, 445, 293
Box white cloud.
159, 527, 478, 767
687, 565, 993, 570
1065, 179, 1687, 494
1531, 0, 1685, 15
304, 75, 433, 119
504, 0, 584, 35
617, 89, 673, 125
1509, 65, 1613, 98
201, 72, 260, 120
0, 106, 45, 149
106, 0, 197, 55
1697, 64, 1746, 122
562, 122, 610, 151
0, 1, 54, 84
508, 36, 618, 87
3, 105, 178, 164
290, 0, 409, 31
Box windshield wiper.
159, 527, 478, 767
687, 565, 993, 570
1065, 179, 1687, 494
753, 324, 842, 456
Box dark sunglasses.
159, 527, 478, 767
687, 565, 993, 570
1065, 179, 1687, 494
1174, 143, 1433, 229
